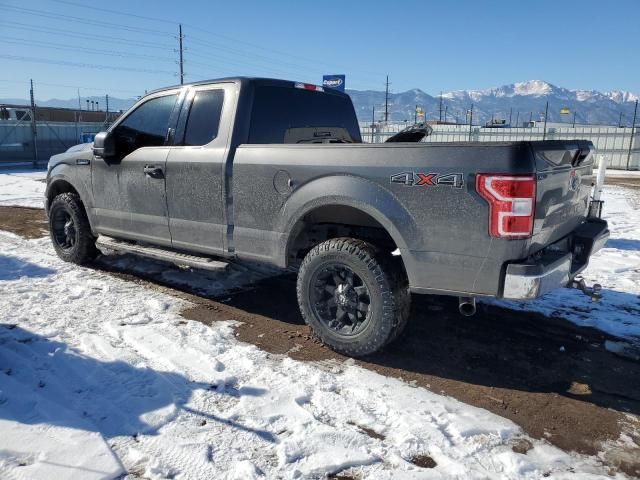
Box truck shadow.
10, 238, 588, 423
0, 255, 57, 280
0, 324, 275, 443
605, 238, 640, 251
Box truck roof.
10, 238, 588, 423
146, 77, 350, 98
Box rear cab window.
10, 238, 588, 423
182, 89, 225, 146
248, 85, 361, 144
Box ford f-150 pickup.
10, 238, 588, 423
45, 77, 609, 356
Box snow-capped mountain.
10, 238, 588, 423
348, 80, 639, 126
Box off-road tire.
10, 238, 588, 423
386, 256, 411, 344
297, 237, 411, 357
48, 192, 97, 264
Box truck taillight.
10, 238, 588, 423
294, 82, 324, 92
476, 174, 536, 239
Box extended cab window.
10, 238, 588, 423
248, 86, 361, 144
112, 94, 177, 157
183, 90, 224, 146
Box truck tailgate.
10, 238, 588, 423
530, 140, 594, 252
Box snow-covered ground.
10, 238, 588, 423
1, 169, 639, 479
0, 169, 46, 208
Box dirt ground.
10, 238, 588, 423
606, 176, 640, 189
2, 205, 639, 476
0, 206, 49, 238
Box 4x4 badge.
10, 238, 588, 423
390, 171, 464, 188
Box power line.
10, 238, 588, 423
0, 3, 174, 37
47, 0, 178, 25
3, 22, 175, 50
41, 0, 384, 82
0, 37, 175, 62
0, 78, 141, 95
0, 54, 176, 75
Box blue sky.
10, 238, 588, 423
1, 0, 638, 101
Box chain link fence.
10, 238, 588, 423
360, 123, 640, 170
0, 120, 108, 168
2, 119, 638, 170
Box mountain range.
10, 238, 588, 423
347, 80, 639, 126
1, 80, 638, 126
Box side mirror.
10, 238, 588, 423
93, 131, 116, 159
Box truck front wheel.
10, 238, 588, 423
48, 192, 97, 265
297, 238, 410, 357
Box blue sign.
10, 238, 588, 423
322, 75, 346, 92
79, 133, 97, 144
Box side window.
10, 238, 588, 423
183, 90, 224, 146
113, 94, 177, 157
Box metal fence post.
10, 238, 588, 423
627, 100, 638, 170
29, 79, 38, 168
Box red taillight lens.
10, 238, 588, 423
294, 82, 324, 92
476, 174, 536, 238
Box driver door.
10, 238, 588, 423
91, 90, 183, 246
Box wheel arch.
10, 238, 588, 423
45, 172, 95, 231
279, 175, 419, 269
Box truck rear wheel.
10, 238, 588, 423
296, 238, 410, 357
48, 193, 97, 265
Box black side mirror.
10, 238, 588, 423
93, 131, 116, 159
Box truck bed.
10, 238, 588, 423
231, 140, 595, 297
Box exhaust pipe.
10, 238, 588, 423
459, 297, 476, 316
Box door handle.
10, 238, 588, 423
143, 165, 164, 178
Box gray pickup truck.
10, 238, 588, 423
45, 77, 609, 356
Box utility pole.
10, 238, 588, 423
515, 111, 520, 128
77, 88, 81, 110
439, 92, 443, 123
572, 111, 577, 128
468, 104, 474, 142
371, 105, 375, 143
106, 94, 109, 114
29, 79, 38, 167
508, 108, 513, 127
178, 24, 184, 85
384, 75, 389, 123
86, 99, 90, 111
542, 100, 549, 140
444, 105, 448, 123
626, 99, 638, 170
414, 104, 417, 124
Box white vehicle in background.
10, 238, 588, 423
0, 105, 32, 121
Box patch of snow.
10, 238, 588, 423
0, 169, 46, 208
606, 90, 640, 104
0, 232, 623, 478
513, 80, 553, 96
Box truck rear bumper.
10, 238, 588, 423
502, 220, 609, 300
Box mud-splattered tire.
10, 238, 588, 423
297, 237, 411, 357
386, 257, 411, 344
48, 192, 97, 265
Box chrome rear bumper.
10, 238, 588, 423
502, 220, 609, 300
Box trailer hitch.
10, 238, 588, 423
570, 276, 602, 301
